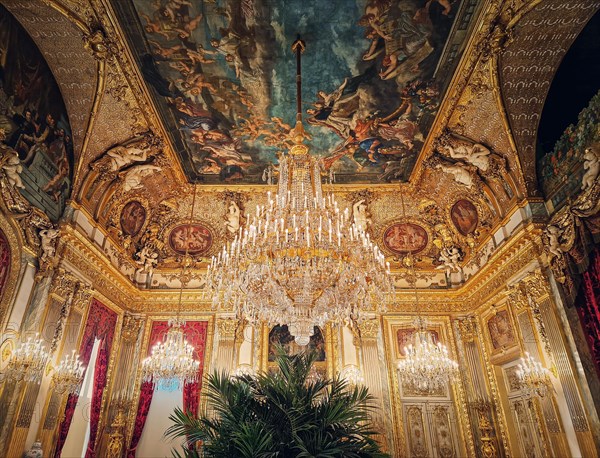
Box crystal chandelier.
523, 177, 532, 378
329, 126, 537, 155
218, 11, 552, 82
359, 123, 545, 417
207, 38, 394, 346
230, 363, 255, 378
141, 187, 200, 391
141, 318, 199, 391
516, 352, 553, 397
52, 350, 85, 394
397, 317, 459, 393
5, 333, 50, 383
339, 365, 365, 387
396, 205, 459, 393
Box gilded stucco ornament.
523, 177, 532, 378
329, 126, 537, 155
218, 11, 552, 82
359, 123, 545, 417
83, 26, 114, 61
543, 178, 600, 289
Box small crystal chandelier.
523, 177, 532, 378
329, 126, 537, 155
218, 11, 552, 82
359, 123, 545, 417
397, 317, 459, 393
396, 209, 459, 393
339, 365, 365, 387
141, 318, 199, 391
207, 37, 394, 346
52, 350, 86, 394
5, 333, 50, 383
230, 363, 255, 378
141, 187, 200, 391
516, 352, 553, 397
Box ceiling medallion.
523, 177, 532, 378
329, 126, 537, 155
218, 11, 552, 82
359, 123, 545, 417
207, 38, 394, 346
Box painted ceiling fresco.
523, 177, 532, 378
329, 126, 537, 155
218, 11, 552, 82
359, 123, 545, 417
112, 0, 477, 184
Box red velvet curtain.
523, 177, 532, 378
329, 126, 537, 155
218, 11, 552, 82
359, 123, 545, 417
127, 320, 208, 457
54, 299, 117, 458
182, 321, 208, 416
577, 248, 600, 376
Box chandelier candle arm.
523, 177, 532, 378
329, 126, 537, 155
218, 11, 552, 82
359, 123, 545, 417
207, 37, 394, 346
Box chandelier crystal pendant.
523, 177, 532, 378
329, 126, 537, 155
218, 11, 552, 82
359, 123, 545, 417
5, 333, 50, 384
207, 37, 394, 346
52, 350, 86, 395
516, 352, 553, 397
140, 186, 201, 391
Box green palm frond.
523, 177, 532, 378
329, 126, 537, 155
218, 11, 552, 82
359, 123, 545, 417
167, 346, 389, 458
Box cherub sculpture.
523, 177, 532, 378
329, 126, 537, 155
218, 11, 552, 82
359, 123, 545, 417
436, 246, 462, 275
225, 201, 241, 235
581, 146, 599, 190
352, 199, 371, 233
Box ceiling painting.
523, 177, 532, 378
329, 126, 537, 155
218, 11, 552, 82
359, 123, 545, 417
111, 0, 477, 184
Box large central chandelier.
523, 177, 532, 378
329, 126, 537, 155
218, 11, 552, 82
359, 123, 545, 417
141, 187, 200, 390
207, 38, 394, 345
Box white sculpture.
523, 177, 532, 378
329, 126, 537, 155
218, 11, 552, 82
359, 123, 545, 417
121, 164, 161, 192
436, 131, 492, 172
0, 129, 25, 189
581, 146, 600, 190
436, 163, 473, 188
39, 228, 59, 261
352, 199, 371, 233
545, 225, 563, 260
91, 134, 161, 173
435, 247, 462, 274
135, 244, 158, 277
225, 201, 241, 234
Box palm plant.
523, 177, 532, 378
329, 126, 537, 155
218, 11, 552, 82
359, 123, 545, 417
165, 348, 388, 458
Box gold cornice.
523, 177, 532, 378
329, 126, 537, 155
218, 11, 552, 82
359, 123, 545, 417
61, 208, 544, 316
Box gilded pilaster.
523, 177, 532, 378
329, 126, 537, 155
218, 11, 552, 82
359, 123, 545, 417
357, 318, 392, 454
214, 318, 238, 372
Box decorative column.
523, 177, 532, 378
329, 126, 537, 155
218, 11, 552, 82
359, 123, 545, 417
518, 271, 598, 457
357, 318, 393, 454
454, 317, 504, 458
37, 277, 91, 455
100, 313, 144, 458
214, 318, 238, 372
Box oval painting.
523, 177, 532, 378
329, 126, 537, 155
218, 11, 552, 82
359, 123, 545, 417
450, 199, 478, 235
168, 223, 212, 255
120, 201, 146, 237
383, 222, 428, 254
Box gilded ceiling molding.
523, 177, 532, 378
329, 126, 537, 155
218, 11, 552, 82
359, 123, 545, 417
499, 0, 600, 196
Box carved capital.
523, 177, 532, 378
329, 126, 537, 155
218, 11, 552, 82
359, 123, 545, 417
357, 319, 380, 340
121, 314, 143, 342
216, 318, 238, 339
456, 317, 477, 343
